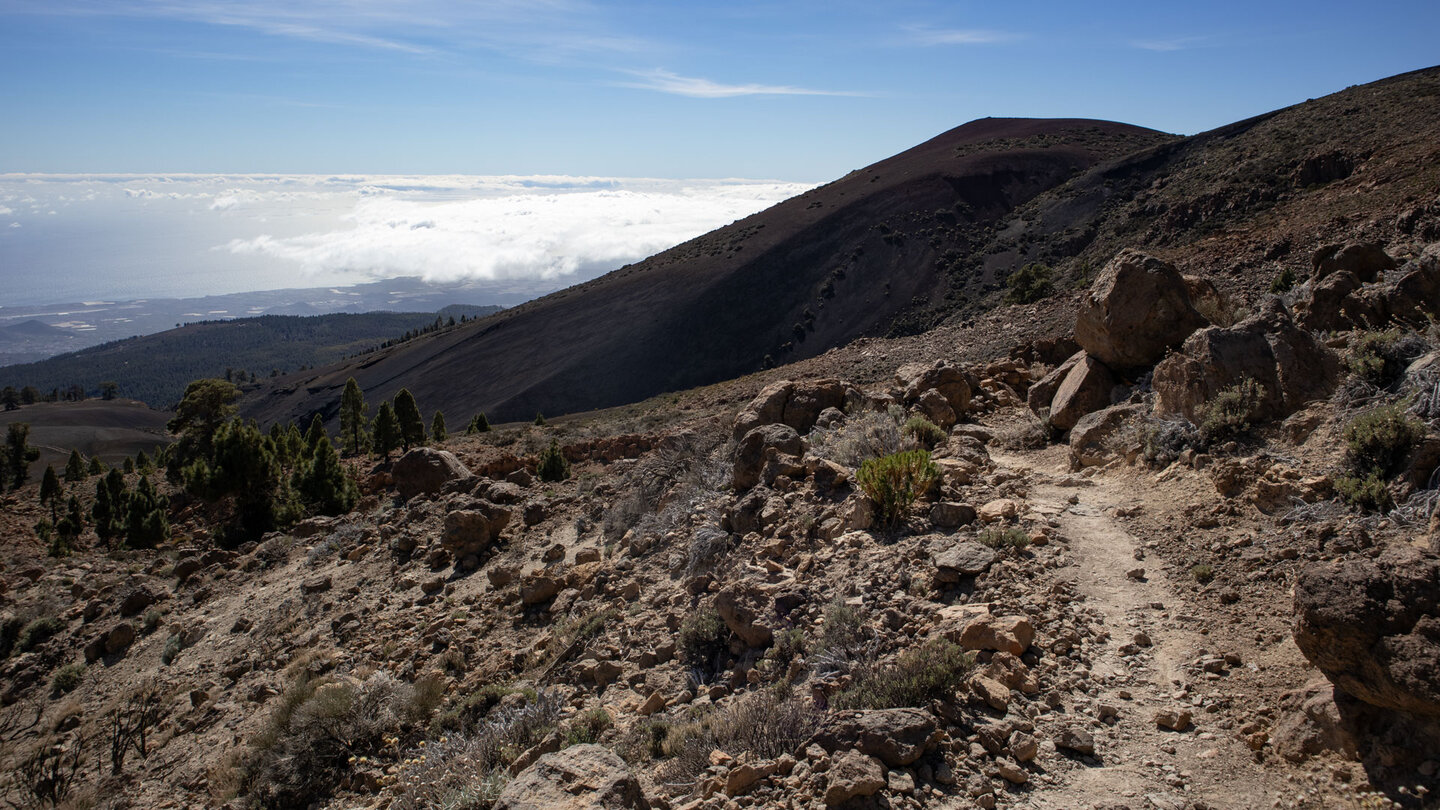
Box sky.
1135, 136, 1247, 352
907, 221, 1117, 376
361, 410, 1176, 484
1, 1, 1437, 306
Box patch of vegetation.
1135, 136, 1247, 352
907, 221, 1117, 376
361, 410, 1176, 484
1347, 329, 1428, 386
902, 415, 946, 448
855, 449, 939, 526
564, 707, 612, 746
679, 606, 729, 673
1335, 472, 1394, 512
832, 638, 974, 709
650, 688, 820, 787
1344, 403, 1425, 478
431, 683, 539, 734
51, 662, 85, 696
14, 616, 64, 654
1191, 564, 1215, 585
1269, 266, 1297, 294
1141, 418, 1202, 467
536, 438, 571, 482
978, 525, 1031, 550
1199, 378, 1266, 441
1004, 262, 1053, 304
811, 409, 904, 467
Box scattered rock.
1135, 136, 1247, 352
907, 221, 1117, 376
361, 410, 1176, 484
933, 541, 996, 582
393, 448, 472, 500
1054, 725, 1095, 756
1156, 709, 1193, 731
809, 708, 938, 767
495, 744, 647, 810
823, 750, 887, 806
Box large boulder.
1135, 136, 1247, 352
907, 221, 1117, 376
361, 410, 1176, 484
1311, 242, 1395, 283
713, 584, 775, 648
732, 379, 845, 440
733, 424, 805, 491
1069, 403, 1145, 468
393, 448, 471, 500
1026, 350, 1085, 414
1074, 250, 1209, 371
1154, 299, 1337, 422
495, 744, 647, 810
1293, 546, 1440, 718
808, 708, 939, 767
896, 361, 972, 418
441, 501, 512, 560
823, 750, 886, 806
1046, 351, 1116, 431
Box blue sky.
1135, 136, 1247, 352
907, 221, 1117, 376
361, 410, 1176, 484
3, 1, 1438, 181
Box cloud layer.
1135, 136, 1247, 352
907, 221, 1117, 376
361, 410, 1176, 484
0, 174, 812, 306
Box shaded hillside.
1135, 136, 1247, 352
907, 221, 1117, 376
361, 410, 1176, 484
0, 399, 170, 470
242, 66, 1440, 431
243, 119, 1169, 428
0, 308, 500, 409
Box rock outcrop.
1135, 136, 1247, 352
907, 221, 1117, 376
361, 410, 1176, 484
732, 379, 846, 441
495, 744, 648, 810
1293, 546, 1440, 718
393, 448, 471, 500
1074, 249, 1209, 371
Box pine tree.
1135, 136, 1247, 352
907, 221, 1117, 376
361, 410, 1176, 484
88, 456, 105, 475
125, 475, 169, 549
372, 402, 400, 461
431, 411, 447, 443
93, 469, 127, 549
135, 450, 153, 474
467, 413, 489, 434
305, 413, 326, 455
339, 377, 369, 456
39, 465, 61, 523
65, 450, 86, 485
123, 456, 135, 474
300, 435, 357, 516
4, 422, 39, 490
534, 412, 547, 426
393, 389, 425, 450
537, 438, 571, 482
56, 495, 84, 553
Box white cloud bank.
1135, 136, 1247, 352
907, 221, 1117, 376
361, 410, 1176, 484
0, 174, 813, 306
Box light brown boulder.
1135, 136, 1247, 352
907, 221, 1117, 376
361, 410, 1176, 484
441, 502, 512, 559
1026, 350, 1086, 414
519, 574, 562, 606
823, 751, 886, 806
393, 447, 472, 500
714, 585, 774, 648
957, 614, 1035, 656
808, 708, 938, 767
896, 361, 972, 417
1047, 352, 1116, 431
495, 744, 647, 810
732, 379, 846, 440
915, 389, 957, 429
1069, 403, 1145, 468
1311, 242, 1395, 283
1075, 249, 1208, 370
732, 424, 805, 491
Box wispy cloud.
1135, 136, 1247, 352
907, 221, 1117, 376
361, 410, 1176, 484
900, 25, 1020, 46
617, 69, 864, 99
1131, 35, 1216, 52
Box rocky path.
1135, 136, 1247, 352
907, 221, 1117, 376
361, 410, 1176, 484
991, 449, 1293, 809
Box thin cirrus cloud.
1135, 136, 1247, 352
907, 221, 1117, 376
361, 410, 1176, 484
1131, 35, 1217, 52
616, 69, 866, 99
899, 25, 1020, 46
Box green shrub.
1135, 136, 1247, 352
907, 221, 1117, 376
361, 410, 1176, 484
1191, 564, 1215, 585
902, 415, 946, 448
16, 616, 64, 653
855, 449, 938, 526
1004, 263, 1053, 305
1344, 404, 1425, 479
51, 662, 85, 696
1269, 267, 1296, 294
978, 526, 1030, 550
564, 708, 612, 746
536, 439, 570, 482
431, 682, 536, 734
811, 409, 903, 467
1199, 378, 1265, 441
679, 607, 728, 671
832, 638, 974, 710
142, 609, 162, 634
1345, 329, 1428, 386
817, 601, 865, 658
1335, 472, 1394, 512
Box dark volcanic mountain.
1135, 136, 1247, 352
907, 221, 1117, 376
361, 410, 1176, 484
244, 118, 1169, 427
243, 66, 1440, 429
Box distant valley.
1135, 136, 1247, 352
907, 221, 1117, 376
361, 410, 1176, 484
0, 275, 525, 366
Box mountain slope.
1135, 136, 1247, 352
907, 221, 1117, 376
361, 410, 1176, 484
243, 118, 1168, 427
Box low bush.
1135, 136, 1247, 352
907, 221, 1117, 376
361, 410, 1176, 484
1344, 404, 1425, 479
243, 671, 439, 809
1141, 418, 1202, 467
653, 688, 820, 786
564, 708, 612, 746
1191, 564, 1215, 585
855, 449, 939, 526
15, 616, 64, 654
1335, 472, 1393, 512
1269, 267, 1296, 294
536, 438, 570, 482
1199, 378, 1265, 441
432, 682, 538, 734
1004, 262, 1053, 305
902, 415, 946, 448
832, 638, 974, 710
679, 607, 729, 673
1347, 329, 1430, 386
811, 409, 903, 467
51, 662, 85, 696
977, 526, 1030, 551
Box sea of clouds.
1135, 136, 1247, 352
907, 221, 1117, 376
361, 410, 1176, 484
0, 174, 813, 307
